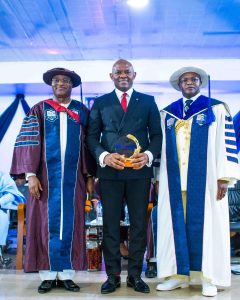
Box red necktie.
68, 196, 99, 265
121, 93, 127, 112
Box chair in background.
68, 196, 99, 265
16, 203, 26, 270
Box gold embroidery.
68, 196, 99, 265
175, 120, 191, 134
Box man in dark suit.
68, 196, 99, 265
87, 59, 162, 294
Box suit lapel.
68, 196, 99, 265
118, 90, 140, 132
107, 91, 125, 132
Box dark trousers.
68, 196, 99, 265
99, 178, 151, 276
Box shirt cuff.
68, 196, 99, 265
99, 151, 110, 168
145, 151, 153, 167
25, 173, 36, 180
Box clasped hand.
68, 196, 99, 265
104, 152, 148, 170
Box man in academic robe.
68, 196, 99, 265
155, 66, 240, 297
0, 171, 26, 265
11, 68, 95, 294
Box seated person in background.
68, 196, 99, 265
10, 178, 28, 228
0, 171, 26, 265
15, 178, 28, 199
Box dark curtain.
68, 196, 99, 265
0, 94, 30, 143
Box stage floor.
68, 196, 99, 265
0, 270, 239, 300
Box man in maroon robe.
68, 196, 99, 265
11, 68, 95, 294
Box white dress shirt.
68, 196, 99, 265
99, 88, 153, 167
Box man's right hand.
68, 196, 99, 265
28, 176, 43, 199
104, 153, 125, 170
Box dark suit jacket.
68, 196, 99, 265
87, 90, 162, 180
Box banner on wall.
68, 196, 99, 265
85, 97, 97, 110
0, 94, 30, 143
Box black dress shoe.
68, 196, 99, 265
38, 280, 56, 294
145, 261, 157, 278
101, 275, 121, 294
127, 275, 150, 293
57, 279, 80, 292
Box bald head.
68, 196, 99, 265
112, 59, 134, 72
110, 59, 136, 92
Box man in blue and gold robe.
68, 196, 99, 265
155, 66, 240, 297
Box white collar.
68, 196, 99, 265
115, 88, 134, 101
53, 98, 71, 107
183, 93, 201, 104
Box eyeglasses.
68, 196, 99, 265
179, 77, 200, 84
51, 78, 72, 85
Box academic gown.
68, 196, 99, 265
156, 95, 240, 286
11, 99, 95, 272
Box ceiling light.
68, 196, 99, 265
127, 0, 149, 8
48, 50, 59, 55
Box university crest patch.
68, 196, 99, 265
167, 117, 175, 129
196, 113, 206, 126
45, 109, 58, 122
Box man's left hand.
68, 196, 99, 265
130, 153, 149, 170
216, 180, 229, 200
